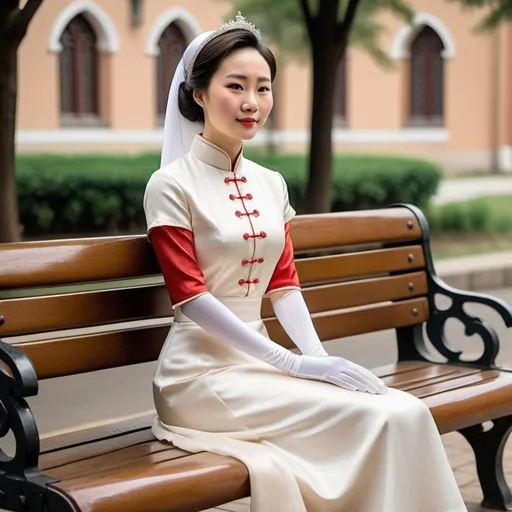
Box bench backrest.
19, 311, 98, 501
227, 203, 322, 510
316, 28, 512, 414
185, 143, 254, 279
0, 205, 429, 380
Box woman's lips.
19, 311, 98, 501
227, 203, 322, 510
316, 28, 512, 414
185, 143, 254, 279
237, 118, 257, 127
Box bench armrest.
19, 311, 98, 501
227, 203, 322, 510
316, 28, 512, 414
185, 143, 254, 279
426, 274, 512, 366
397, 203, 512, 368
0, 315, 58, 511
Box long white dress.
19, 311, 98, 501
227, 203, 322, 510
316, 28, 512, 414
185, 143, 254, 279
144, 135, 467, 512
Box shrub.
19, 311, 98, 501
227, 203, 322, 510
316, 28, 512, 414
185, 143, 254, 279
246, 151, 443, 213
16, 151, 443, 236
426, 196, 512, 235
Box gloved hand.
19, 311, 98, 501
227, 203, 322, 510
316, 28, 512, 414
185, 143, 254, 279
292, 355, 388, 394
180, 294, 386, 394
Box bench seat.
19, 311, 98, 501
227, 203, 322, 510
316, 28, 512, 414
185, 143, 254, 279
2, 205, 512, 511
41, 361, 512, 512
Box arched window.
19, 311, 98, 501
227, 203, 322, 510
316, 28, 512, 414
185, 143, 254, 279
59, 14, 99, 121
333, 55, 347, 124
410, 26, 445, 125
157, 23, 187, 120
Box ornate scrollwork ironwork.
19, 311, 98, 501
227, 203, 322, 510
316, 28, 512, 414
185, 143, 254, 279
0, 314, 60, 511
425, 275, 512, 366
392, 204, 512, 367
0, 315, 40, 476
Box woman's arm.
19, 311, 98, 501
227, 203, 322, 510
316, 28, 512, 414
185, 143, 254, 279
266, 222, 328, 357
150, 225, 384, 393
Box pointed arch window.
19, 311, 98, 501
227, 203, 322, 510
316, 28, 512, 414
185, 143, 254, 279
410, 26, 445, 125
59, 14, 99, 123
157, 22, 187, 121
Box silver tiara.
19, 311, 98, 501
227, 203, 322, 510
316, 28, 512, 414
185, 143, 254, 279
186, 12, 262, 82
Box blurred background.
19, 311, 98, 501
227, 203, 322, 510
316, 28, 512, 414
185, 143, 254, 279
3, 0, 512, 255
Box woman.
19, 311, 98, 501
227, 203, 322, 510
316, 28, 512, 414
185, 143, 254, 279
143, 13, 467, 512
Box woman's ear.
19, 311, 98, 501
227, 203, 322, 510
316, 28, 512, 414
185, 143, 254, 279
193, 89, 205, 108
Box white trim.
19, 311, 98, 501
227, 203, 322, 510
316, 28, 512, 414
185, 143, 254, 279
145, 8, 202, 56
48, 0, 119, 53
16, 128, 449, 147
498, 145, 512, 172
390, 12, 455, 60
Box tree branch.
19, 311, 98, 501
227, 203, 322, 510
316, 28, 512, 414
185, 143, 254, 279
298, 0, 314, 37
336, 0, 360, 49
8, 0, 43, 43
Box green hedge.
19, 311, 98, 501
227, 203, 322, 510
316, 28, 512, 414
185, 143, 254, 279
426, 196, 512, 235
253, 152, 443, 213
16, 151, 443, 236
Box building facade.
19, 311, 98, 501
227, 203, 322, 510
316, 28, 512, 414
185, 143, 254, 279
16, 0, 512, 172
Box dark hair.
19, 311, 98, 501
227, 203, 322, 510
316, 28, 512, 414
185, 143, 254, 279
178, 29, 277, 123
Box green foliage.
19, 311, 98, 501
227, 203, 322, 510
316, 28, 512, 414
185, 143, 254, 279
250, 151, 443, 212
15, 151, 442, 236
447, 0, 512, 30
225, 0, 414, 68
427, 195, 512, 235
16, 153, 159, 236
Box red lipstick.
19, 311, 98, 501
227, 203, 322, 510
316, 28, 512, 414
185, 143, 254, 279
238, 117, 257, 127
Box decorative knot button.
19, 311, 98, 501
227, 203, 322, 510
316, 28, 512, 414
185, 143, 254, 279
235, 211, 242, 218
229, 194, 236, 200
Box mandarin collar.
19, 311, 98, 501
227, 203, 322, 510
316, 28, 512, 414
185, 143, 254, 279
190, 135, 243, 173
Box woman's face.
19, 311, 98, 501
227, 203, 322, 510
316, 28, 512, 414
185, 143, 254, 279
194, 47, 273, 146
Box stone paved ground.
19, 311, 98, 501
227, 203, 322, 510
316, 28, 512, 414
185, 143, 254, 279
205, 431, 510, 511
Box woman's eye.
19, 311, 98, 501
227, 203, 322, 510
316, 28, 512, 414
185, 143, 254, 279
259, 86, 270, 93
228, 83, 243, 90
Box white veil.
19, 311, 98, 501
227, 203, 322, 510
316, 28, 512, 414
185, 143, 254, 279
160, 31, 213, 168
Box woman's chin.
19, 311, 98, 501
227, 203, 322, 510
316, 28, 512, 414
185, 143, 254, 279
238, 127, 260, 141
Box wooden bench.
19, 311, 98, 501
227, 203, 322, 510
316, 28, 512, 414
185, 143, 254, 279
1, 204, 512, 512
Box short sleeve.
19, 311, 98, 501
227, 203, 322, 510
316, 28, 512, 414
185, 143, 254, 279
149, 225, 208, 309
144, 170, 192, 233
278, 173, 296, 224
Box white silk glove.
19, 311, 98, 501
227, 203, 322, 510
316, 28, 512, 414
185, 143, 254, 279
272, 289, 387, 394
272, 289, 329, 357
180, 294, 386, 394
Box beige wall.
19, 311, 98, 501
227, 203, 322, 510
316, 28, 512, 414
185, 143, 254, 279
15, 0, 512, 172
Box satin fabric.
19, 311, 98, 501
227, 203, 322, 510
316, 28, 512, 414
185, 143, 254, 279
143, 135, 467, 511
149, 222, 299, 307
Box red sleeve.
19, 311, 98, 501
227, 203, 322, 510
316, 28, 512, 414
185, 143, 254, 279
149, 225, 208, 308
265, 222, 301, 294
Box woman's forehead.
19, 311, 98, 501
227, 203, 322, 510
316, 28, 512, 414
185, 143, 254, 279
216, 48, 270, 78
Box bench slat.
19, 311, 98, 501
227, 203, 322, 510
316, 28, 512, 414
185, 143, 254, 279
296, 245, 425, 284
47, 443, 190, 481
290, 209, 422, 251
262, 272, 427, 317
266, 297, 429, 344
0, 236, 160, 291
0, 208, 420, 291
48, 450, 250, 512
11, 298, 427, 380
43, 365, 512, 512
0, 285, 171, 336
1, 272, 426, 337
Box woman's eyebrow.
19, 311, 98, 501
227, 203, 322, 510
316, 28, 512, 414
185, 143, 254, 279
225, 73, 271, 83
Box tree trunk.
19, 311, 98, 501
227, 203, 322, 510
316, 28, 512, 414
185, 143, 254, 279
0, 41, 21, 242
305, 39, 338, 213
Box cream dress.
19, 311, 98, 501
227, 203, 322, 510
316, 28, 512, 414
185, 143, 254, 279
144, 135, 467, 512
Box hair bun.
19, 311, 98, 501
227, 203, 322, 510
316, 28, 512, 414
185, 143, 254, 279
178, 81, 204, 123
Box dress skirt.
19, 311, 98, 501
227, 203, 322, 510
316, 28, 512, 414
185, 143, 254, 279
152, 297, 467, 512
